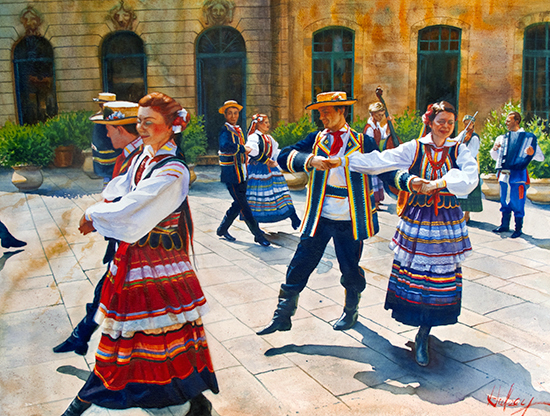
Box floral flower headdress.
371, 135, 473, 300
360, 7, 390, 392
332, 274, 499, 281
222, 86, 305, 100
247, 113, 267, 136
172, 108, 190, 133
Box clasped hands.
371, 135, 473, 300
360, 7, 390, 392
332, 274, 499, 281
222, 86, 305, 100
311, 156, 441, 194
79, 214, 95, 235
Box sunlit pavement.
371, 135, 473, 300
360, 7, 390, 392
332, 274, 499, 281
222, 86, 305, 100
1, 165, 550, 416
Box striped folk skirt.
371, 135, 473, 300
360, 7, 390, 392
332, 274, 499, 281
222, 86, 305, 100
369, 175, 385, 204
245, 161, 297, 223
78, 226, 218, 409
384, 203, 472, 327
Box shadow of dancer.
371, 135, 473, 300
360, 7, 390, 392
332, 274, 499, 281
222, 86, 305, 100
265, 321, 550, 412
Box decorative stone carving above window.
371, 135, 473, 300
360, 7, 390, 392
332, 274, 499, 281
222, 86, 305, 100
20, 6, 43, 36
109, 0, 137, 31
202, 0, 235, 26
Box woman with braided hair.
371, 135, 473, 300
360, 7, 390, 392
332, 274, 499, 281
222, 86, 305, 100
62, 92, 217, 416
329, 101, 478, 367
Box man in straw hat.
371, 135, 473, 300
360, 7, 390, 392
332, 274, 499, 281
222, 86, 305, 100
91, 93, 122, 187
257, 91, 418, 335
216, 99, 271, 246
53, 100, 143, 356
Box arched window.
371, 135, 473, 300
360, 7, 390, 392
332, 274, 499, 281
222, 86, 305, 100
523, 23, 550, 121
13, 36, 58, 125
102, 31, 147, 102
417, 25, 461, 113
197, 27, 246, 150
312, 27, 354, 126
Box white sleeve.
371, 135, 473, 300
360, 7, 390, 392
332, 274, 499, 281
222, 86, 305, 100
270, 136, 280, 160
344, 140, 418, 175
468, 135, 480, 159
246, 133, 260, 158
442, 144, 479, 197
86, 161, 189, 243
490, 135, 504, 161
533, 140, 545, 162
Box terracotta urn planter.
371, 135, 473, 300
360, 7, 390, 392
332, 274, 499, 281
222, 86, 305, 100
526, 178, 550, 204
11, 165, 44, 191
188, 164, 197, 185
53, 145, 74, 168
283, 171, 309, 191
480, 173, 500, 201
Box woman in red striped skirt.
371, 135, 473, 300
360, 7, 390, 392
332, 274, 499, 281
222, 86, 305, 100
62, 92, 217, 416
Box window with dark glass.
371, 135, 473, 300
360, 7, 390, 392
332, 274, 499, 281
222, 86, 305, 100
312, 27, 354, 127
417, 26, 461, 114
197, 27, 246, 151
13, 36, 58, 125
102, 31, 147, 102
523, 23, 550, 121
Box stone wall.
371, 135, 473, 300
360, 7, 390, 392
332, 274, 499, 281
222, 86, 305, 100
0, 0, 272, 126
1, 0, 550, 129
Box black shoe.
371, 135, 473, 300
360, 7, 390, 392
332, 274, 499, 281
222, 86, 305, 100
216, 228, 236, 242
53, 336, 89, 356
415, 331, 430, 367
492, 225, 510, 233
333, 310, 358, 331
1, 234, 27, 249
511, 230, 522, 238
254, 234, 270, 247
290, 214, 301, 230
61, 397, 91, 416
256, 316, 291, 335
187, 393, 212, 416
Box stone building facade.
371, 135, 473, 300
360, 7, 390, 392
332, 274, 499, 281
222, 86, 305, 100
1, 0, 549, 150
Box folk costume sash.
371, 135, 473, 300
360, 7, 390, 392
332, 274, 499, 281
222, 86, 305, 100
301, 129, 377, 241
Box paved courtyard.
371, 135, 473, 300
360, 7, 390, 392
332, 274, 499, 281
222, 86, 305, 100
1, 165, 550, 416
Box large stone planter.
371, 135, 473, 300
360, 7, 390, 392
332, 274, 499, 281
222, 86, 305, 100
283, 171, 308, 191
188, 164, 197, 185
12, 165, 44, 191
527, 178, 550, 204
82, 148, 100, 179
53, 145, 74, 167
480, 173, 500, 201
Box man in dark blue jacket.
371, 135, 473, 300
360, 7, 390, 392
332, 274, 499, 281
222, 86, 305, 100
216, 100, 270, 246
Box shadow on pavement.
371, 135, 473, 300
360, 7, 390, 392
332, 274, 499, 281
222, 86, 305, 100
0, 249, 24, 272
265, 321, 550, 412
56, 365, 91, 381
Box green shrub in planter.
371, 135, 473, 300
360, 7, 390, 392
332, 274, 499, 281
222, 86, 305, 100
0, 121, 54, 167
526, 116, 550, 179
271, 115, 317, 148
394, 108, 424, 143
43, 111, 95, 150
178, 114, 208, 165
350, 115, 368, 133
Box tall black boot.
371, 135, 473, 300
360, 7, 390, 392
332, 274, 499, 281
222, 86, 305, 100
493, 213, 511, 233
333, 290, 361, 331
290, 212, 301, 230
53, 319, 97, 356
244, 218, 270, 246
187, 393, 212, 416
511, 217, 523, 239
61, 397, 91, 416
257, 288, 299, 335
0, 221, 27, 249
216, 213, 237, 242
415, 326, 431, 367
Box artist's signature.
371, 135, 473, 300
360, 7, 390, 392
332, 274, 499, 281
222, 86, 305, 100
487, 384, 550, 416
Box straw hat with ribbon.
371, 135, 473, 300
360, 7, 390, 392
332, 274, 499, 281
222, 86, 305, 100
218, 100, 243, 114
89, 101, 138, 125
305, 91, 357, 110
92, 92, 117, 103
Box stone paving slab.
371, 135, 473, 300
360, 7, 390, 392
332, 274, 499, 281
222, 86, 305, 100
2, 167, 550, 416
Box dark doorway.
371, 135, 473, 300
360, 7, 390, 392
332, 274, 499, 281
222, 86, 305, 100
102, 31, 147, 103
13, 36, 58, 125
197, 27, 246, 151
523, 23, 550, 122
416, 26, 461, 114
